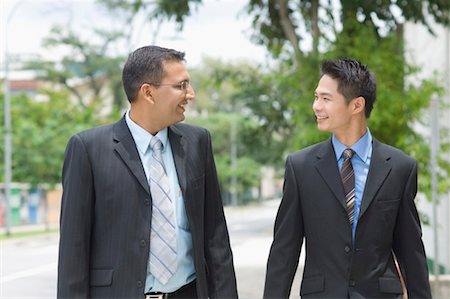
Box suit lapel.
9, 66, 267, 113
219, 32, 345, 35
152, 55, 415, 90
315, 139, 347, 210
113, 117, 150, 195
169, 125, 187, 200
359, 139, 392, 219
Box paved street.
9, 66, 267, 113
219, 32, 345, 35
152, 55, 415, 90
0, 199, 304, 299
225, 199, 304, 298
0, 234, 58, 298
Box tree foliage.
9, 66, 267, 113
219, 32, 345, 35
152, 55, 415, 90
102, 0, 450, 64
25, 26, 126, 112
8, 0, 448, 202
187, 112, 262, 204
0, 89, 117, 186
246, 0, 450, 61
97, 0, 203, 29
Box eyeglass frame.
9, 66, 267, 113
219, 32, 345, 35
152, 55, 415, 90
146, 80, 191, 91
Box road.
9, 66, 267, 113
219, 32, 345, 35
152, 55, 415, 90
0, 199, 304, 299
0, 234, 58, 298
225, 199, 304, 298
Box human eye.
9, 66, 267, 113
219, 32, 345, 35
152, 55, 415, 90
180, 80, 190, 90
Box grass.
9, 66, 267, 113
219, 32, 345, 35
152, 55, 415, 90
0, 227, 59, 240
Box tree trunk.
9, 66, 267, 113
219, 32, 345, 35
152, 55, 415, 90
311, 0, 320, 54
276, 0, 302, 68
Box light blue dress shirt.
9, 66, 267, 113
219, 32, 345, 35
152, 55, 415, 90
332, 129, 372, 240
125, 111, 196, 292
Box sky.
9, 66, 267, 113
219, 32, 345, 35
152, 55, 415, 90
0, 0, 268, 70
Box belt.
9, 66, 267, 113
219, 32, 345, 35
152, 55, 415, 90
145, 280, 196, 299
145, 294, 168, 299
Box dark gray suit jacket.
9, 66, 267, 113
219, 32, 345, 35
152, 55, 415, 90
264, 138, 431, 299
57, 117, 237, 298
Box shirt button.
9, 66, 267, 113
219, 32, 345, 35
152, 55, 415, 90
344, 246, 351, 253
137, 280, 143, 288
140, 240, 146, 247
349, 280, 356, 287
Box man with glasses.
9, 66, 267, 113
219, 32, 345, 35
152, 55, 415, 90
58, 45, 238, 299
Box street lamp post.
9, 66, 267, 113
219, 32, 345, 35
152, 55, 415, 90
431, 95, 440, 295
3, 0, 25, 235
230, 114, 238, 206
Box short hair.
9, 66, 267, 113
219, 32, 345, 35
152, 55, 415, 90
122, 45, 185, 103
320, 58, 376, 118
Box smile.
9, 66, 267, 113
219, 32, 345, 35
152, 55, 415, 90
178, 101, 188, 110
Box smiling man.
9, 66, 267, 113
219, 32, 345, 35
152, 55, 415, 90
263, 58, 431, 299
58, 46, 237, 299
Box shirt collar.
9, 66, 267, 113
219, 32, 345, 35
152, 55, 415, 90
125, 110, 169, 155
332, 128, 372, 162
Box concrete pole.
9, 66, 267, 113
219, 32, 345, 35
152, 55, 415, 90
230, 114, 238, 206
3, 1, 13, 236
445, 17, 450, 275
2, 0, 27, 235
431, 95, 440, 294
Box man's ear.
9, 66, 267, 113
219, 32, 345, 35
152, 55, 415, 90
140, 83, 155, 103
353, 96, 365, 115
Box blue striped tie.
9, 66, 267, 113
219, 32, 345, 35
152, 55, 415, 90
149, 137, 177, 285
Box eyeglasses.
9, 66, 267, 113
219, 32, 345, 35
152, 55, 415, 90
149, 80, 191, 91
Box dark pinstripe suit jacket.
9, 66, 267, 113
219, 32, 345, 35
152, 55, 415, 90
264, 138, 431, 299
57, 117, 237, 299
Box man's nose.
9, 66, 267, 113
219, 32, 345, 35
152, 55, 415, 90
186, 84, 195, 101
312, 99, 321, 111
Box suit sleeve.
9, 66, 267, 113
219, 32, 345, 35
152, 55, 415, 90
392, 159, 432, 299
203, 129, 238, 299
57, 134, 94, 299
263, 155, 304, 299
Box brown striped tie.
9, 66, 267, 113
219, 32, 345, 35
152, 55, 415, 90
341, 148, 355, 225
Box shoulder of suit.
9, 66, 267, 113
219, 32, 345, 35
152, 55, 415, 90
70, 122, 115, 145
171, 122, 209, 137
288, 139, 329, 161
373, 139, 417, 164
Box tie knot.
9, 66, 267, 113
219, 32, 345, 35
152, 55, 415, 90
343, 148, 354, 159
150, 137, 163, 153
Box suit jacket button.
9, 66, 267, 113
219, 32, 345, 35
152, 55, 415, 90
144, 199, 150, 206
344, 246, 351, 253
140, 240, 146, 247
137, 280, 143, 288
349, 280, 355, 286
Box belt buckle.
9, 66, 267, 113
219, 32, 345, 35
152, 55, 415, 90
145, 294, 167, 299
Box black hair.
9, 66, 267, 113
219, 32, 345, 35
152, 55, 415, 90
320, 58, 376, 118
122, 45, 185, 103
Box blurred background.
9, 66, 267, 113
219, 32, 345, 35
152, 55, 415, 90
0, 0, 449, 298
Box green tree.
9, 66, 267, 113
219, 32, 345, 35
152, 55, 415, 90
190, 58, 290, 167
0, 88, 117, 186
91, 0, 450, 204
26, 26, 126, 112
98, 0, 203, 29
187, 112, 262, 204
100, 0, 450, 64
246, 0, 449, 62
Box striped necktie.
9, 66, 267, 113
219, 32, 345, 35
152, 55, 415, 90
148, 137, 177, 285
341, 148, 355, 225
